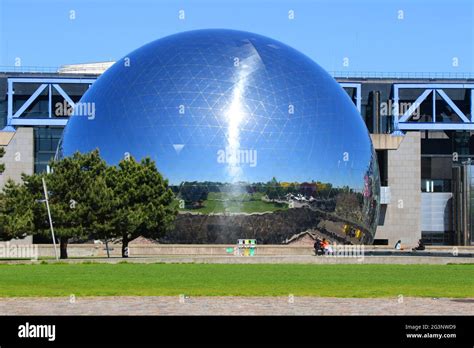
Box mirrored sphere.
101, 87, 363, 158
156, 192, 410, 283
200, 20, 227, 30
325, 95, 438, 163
59, 29, 380, 244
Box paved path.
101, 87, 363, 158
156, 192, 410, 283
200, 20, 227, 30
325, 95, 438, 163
0, 296, 472, 315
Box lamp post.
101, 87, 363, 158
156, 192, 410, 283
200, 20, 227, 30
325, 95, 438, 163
41, 177, 59, 260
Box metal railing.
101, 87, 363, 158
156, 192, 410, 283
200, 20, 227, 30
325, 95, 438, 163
0, 65, 110, 74
331, 71, 474, 79
1, 65, 474, 79
0, 66, 59, 73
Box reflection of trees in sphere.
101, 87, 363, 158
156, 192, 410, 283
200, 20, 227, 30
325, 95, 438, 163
59, 29, 380, 244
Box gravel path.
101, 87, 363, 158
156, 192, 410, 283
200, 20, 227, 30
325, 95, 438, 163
0, 296, 472, 316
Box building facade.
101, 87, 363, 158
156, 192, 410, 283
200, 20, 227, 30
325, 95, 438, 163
1, 66, 473, 246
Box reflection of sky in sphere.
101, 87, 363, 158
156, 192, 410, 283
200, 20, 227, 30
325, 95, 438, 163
60, 29, 375, 193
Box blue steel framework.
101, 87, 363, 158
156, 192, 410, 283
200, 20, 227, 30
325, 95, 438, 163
5, 77, 95, 128
339, 82, 361, 113
393, 83, 474, 131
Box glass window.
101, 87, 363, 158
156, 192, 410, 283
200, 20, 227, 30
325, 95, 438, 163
34, 126, 65, 173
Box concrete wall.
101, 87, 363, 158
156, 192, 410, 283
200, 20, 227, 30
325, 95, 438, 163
376, 132, 421, 247
1, 243, 472, 260
0, 128, 34, 188
0, 243, 320, 258
371, 134, 404, 150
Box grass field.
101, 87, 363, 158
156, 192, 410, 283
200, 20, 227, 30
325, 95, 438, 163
0, 263, 473, 298
184, 199, 287, 213
180, 192, 288, 213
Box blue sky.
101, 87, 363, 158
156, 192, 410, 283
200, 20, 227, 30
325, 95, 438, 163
1, 0, 473, 73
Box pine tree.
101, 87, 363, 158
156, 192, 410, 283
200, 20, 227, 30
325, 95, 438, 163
45, 150, 108, 258
0, 150, 177, 259
107, 156, 177, 257
13, 150, 108, 258
0, 179, 35, 241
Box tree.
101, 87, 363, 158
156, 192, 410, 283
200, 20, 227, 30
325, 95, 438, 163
107, 156, 177, 257
0, 151, 177, 259
31, 150, 108, 258
87, 174, 116, 256
179, 181, 209, 207
265, 177, 283, 200
0, 179, 35, 241
2, 150, 108, 258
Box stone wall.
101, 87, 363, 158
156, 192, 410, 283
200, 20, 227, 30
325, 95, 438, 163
1, 243, 472, 260
0, 128, 34, 188
376, 132, 421, 246
165, 208, 320, 244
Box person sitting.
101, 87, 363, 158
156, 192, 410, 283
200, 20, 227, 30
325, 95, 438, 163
314, 239, 324, 256
412, 239, 425, 251
326, 241, 334, 255
394, 240, 402, 250
321, 238, 333, 255
321, 238, 328, 249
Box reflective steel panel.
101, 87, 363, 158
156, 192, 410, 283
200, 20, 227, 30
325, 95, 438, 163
58, 29, 380, 244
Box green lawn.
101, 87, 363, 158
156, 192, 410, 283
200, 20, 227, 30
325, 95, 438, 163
0, 263, 473, 298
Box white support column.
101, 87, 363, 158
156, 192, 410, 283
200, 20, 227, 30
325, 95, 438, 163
7, 79, 13, 126
356, 85, 361, 113
393, 86, 399, 131
471, 89, 474, 123
48, 84, 52, 118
